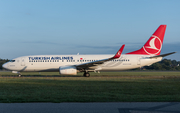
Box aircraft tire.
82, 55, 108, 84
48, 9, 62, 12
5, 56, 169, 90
83, 72, 90, 77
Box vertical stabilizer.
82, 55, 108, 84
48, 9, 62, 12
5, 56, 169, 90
126, 25, 166, 55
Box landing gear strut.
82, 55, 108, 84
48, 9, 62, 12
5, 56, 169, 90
83, 72, 90, 77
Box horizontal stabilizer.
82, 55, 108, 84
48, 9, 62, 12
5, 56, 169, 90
149, 52, 176, 59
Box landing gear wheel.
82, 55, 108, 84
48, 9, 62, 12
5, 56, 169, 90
18, 72, 21, 77
83, 72, 90, 77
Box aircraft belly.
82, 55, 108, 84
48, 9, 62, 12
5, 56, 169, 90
99, 62, 135, 71
25, 67, 59, 72
25, 63, 59, 72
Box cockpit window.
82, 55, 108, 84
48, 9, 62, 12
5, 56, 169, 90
9, 60, 15, 62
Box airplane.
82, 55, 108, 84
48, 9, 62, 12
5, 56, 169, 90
2, 25, 175, 77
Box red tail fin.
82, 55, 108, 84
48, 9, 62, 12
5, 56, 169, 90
126, 25, 167, 55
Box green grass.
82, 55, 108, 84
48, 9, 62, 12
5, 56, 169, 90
0, 71, 180, 102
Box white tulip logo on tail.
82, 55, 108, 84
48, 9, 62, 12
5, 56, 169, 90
143, 35, 162, 55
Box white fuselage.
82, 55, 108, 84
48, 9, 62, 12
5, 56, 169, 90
2, 25, 169, 76
3, 54, 162, 72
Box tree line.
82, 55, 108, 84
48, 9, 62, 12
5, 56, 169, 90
144, 59, 180, 71
0, 58, 180, 70
0, 58, 9, 69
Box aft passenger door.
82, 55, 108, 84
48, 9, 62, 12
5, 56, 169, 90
137, 56, 141, 65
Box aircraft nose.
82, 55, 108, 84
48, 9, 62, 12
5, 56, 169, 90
2, 63, 8, 69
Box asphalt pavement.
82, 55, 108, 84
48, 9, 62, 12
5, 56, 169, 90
0, 102, 180, 113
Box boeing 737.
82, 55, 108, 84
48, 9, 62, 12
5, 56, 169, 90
2, 25, 175, 77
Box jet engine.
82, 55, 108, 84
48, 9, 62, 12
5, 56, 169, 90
59, 66, 77, 75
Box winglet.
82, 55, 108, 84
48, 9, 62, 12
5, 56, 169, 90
112, 44, 125, 59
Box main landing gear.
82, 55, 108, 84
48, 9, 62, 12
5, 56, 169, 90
83, 71, 90, 77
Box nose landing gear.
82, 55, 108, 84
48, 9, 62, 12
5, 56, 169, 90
12, 71, 21, 77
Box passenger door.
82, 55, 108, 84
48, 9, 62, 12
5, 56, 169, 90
137, 56, 141, 65
21, 58, 25, 66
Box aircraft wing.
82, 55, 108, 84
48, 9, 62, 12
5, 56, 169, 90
76, 44, 125, 70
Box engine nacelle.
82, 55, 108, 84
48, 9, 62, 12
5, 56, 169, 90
59, 66, 77, 75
